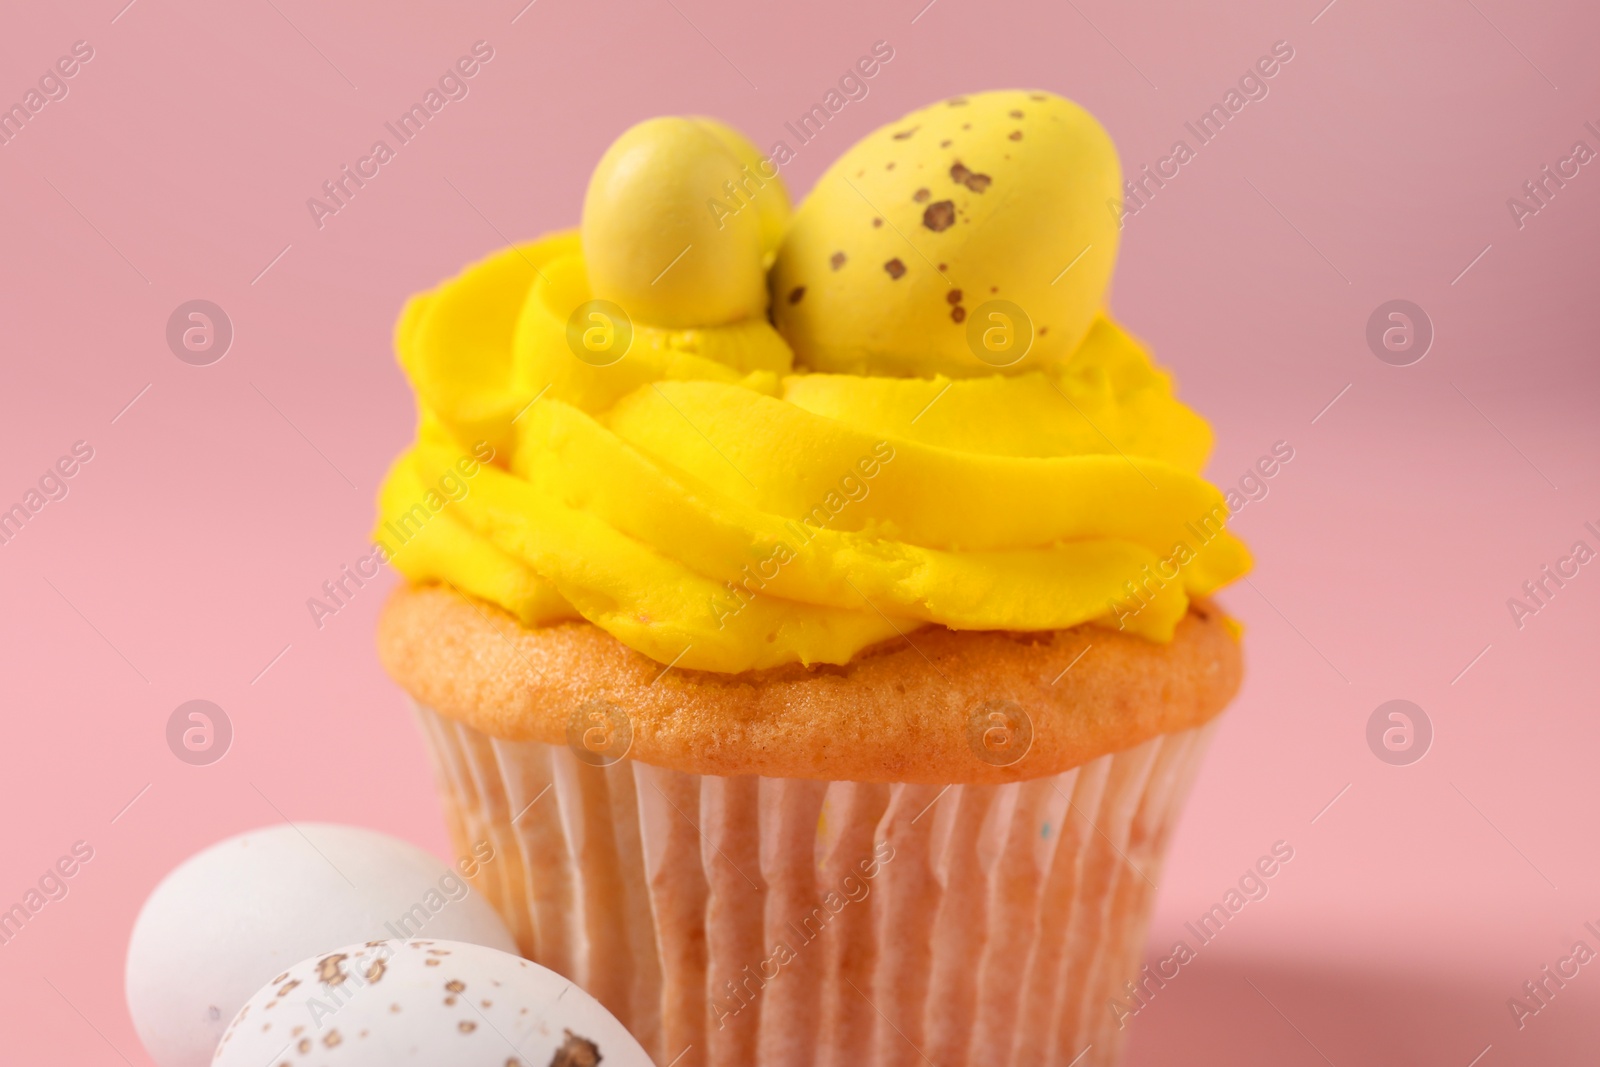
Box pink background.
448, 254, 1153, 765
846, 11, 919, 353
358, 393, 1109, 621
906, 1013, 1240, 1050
2, 0, 1597, 1062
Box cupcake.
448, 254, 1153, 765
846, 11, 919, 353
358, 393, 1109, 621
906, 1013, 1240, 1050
375, 91, 1249, 1067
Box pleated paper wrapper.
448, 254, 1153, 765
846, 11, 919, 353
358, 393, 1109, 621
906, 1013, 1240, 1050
414, 700, 1214, 1067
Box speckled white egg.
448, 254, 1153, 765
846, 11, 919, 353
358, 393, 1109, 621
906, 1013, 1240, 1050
213, 938, 651, 1067
127, 824, 516, 1067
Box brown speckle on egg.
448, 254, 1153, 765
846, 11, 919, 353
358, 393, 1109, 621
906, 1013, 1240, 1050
892, 126, 919, 139
962, 122, 971, 130
276, 980, 299, 998
1039, 326, 1050, 335
445, 996, 458, 1006
913, 188, 930, 203
950, 161, 991, 192
324, 1031, 342, 1048
789, 286, 806, 304
1009, 130, 1023, 141
937, 262, 948, 271
884, 259, 907, 279
297, 1038, 312, 1053
990, 286, 999, 293
445, 979, 466, 994
871, 217, 883, 228
365, 959, 387, 983
390, 1004, 402, 1013
292, 1026, 304, 1037
1009, 109, 1024, 118
459, 1021, 478, 1034
425, 959, 441, 967
1030, 92, 1048, 100
886, 161, 895, 170
947, 290, 963, 305
317, 955, 349, 986
272, 973, 289, 984
829, 251, 847, 270
551, 1030, 603, 1067
923, 201, 956, 232
947, 96, 968, 106
951, 306, 967, 323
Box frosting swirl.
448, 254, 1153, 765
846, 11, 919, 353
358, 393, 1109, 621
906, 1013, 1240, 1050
375, 232, 1250, 673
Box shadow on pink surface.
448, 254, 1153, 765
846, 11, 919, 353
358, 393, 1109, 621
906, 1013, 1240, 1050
1123, 952, 1598, 1067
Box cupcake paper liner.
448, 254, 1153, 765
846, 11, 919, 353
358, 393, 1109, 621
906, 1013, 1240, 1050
414, 700, 1214, 1067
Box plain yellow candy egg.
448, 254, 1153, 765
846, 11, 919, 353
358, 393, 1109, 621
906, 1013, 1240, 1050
770, 90, 1122, 378
582, 116, 769, 328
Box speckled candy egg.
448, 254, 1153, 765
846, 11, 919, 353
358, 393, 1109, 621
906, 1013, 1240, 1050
212, 939, 652, 1067
127, 824, 516, 1067
771, 89, 1122, 378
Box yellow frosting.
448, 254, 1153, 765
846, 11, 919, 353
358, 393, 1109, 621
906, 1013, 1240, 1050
374, 92, 1250, 674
